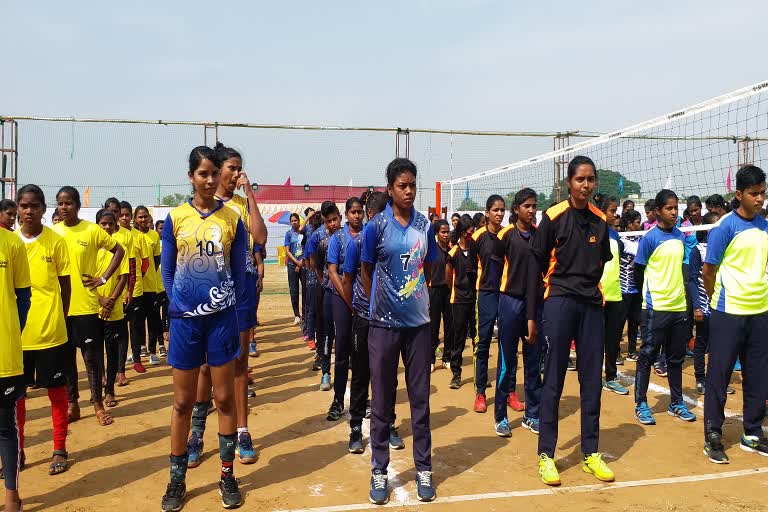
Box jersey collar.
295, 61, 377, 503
187, 198, 224, 219
384, 203, 416, 231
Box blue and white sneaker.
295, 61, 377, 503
248, 342, 258, 357
635, 401, 656, 425
603, 380, 629, 395
187, 432, 204, 468
733, 358, 742, 372
522, 416, 540, 434
389, 424, 405, 450
320, 373, 331, 391
237, 431, 256, 464
369, 469, 389, 505
668, 401, 696, 422
416, 471, 436, 502
495, 418, 512, 437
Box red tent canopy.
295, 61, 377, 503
251, 184, 386, 204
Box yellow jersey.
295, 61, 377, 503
17, 226, 70, 350
0, 229, 31, 377
53, 220, 118, 316
218, 194, 256, 275
141, 229, 162, 293
97, 244, 130, 321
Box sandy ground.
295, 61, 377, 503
20, 276, 768, 511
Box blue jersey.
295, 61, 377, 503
284, 229, 303, 261
161, 200, 247, 318
343, 233, 369, 319
305, 227, 325, 258
361, 204, 438, 329
327, 224, 359, 296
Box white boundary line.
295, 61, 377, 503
274, 467, 768, 512
443, 79, 768, 186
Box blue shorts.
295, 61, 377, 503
237, 273, 258, 332
168, 307, 240, 370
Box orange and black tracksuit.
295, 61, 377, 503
532, 199, 612, 458
447, 240, 477, 377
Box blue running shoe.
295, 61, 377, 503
495, 418, 512, 437
320, 373, 331, 391
635, 402, 656, 425
416, 471, 436, 502
603, 380, 629, 395
369, 469, 389, 505
389, 424, 405, 450
187, 433, 204, 468
668, 401, 696, 422
238, 431, 256, 464
248, 342, 258, 357
734, 358, 742, 372
522, 416, 540, 434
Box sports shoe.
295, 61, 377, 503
582, 452, 615, 482
416, 471, 436, 502
507, 392, 525, 411
668, 401, 696, 422
161, 481, 186, 512
187, 433, 204, 468
248, 342, 258, 357
219, 473, 243, 509
625, 352, 638, 362
567, 357, 576, 371
311, 354, 322, 371
616, 353, 625, 366
495, 418, 512, 437
237, 431, 256, 464
133, 362, 147, 374
430, 363, 435, 373
603, 380, 629, 395
449, 374, 461, 389
389, 425, 405, 450
704, 432, 729, 464
293, 316, 301, 326
538, 453, 560, 486
320, 373, 331, 391
326, 399, 343, 421
653, 363, 668, 377
159, 345, 167, 358
727, 385, 735, 394
696, 380, 705, 394
635, 401, 656, 425
734, 358, 742, 372
740, 434, 768, 456
369, 469, 389, 505
308, 340, 316, 350
685, 348, 694, 358
140, 346, 148, 357
149, 354, 161, 366
522, 416, 540, 434
442, 360, 451, 371
349, 426, 364, 454
474, 393, 487, 413
365, 400, 371, 419
127, 354, 134, 363
435, 347, 443, 360
247, 387, 256, 398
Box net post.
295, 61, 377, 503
435, 181, 441, 219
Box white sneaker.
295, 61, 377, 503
127, 354, 134, 363
149, 354, 161, 365
443, 361, 451, 371
293, 316, 301, 326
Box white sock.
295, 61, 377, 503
237, 427, 249, 436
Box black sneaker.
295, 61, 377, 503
726, 385, 736, 394
140, 346, 148, 358
365, 400, 371, 419
161, 481, 186, 512
219, 474, 243, 509
311, 354, 322, 372
696, 380, 705, 394
449, 374, 461, 389
159, 345, 168, 358
326, 400, 343, 421
567, 357, 576, 371
625, 352, 638, 362
349, 426, 364, 454
740, 434, 768, 456
616, 353, 624, 366
369, 469, 389, 505
389, 425, 405, 450
704, 432, 729, 464
416, 471, 436, 502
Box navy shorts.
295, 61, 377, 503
168, 307, 240, 370
236, 273, 258, 332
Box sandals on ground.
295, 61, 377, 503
49, 450, 69, 475
96, 409, 114, 426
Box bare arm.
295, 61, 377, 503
361, 261, 374, 300
329, 263, 352, 311
341, 272, 354, 309
239, 172, 268, 246
84, 242, 125, 290
702, 263, 718, 299
58, 275, 71, 317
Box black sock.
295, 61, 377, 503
219, 433, 236, 479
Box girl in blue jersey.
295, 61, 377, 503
361, 158, 438, 505
159, 146, 248, 512
284, 213, 305, 325
325, 197, 364, 421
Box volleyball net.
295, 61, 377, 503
439, 80, 768, 216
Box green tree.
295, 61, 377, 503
596, 169, 641, 200
161, 193, 188, 207
457, 198, 480, 211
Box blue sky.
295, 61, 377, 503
4, 1, 768, 206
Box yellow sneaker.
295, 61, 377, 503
582, 453, 614, 482
538, 453, 561, 486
